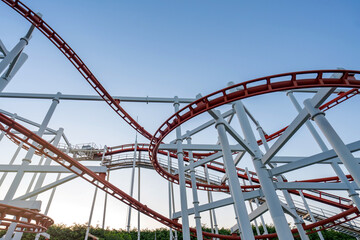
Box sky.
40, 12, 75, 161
1, 0, 360, 233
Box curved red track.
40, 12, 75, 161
2, 0, 360, 238
149, 69, 360, 194
0, 203, 53, 233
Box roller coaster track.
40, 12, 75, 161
2, 0, 360, 238
258, 87, 360, 145
96, 143, 354, 210
0, 203, 53, 233
1, 0, 153, 141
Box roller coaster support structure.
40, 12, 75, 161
0, 16, 37, 92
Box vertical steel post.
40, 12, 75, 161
244, 168, 268, 237
3, 222, 17, 240
29, 128, 64, 200
137, 152, 141, 240
242, 178, 261, 236
233, 101, 294, 239
173, 96, 191, 240
126, 137, 138, 232
84, 185, 98, 240
186, 133, 203, 240
167, 153, 174, 240
204, 164, 219, 237
0, 139, 24, 189
25, 154, 45, 194
102, 170, 110, 230
299, 191, 325, 240
214, 110, 255, 239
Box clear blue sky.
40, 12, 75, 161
1, 0, 360, 230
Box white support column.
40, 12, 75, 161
137, 153, 141, 240
102, 170, 110, 230
244, 168, 269, 237
303, 99, 360, 194
204, 164, 219, 237
126, 137, 138, 232
4, 93, 61, 202
0, 139, 24, 188
85, 185, 98, 240
186, 133, 203, 240
233, 101, 294, 239
173, 96, 191, 240
243, 178, 261, 236
299, 191, 325, 240
167, 153, 174, 240
278, 176, 309, 240
0, 19, 37, 92
25, 154, 45, 194
214, 110, 255, 240
28, 128, 64, 200
2, 222, 17, 240
289, 92, 360, 210
44, 147, 72, 217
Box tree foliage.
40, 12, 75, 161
0, 223, 356, 240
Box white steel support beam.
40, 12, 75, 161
186, 134, 203, 240
271, 140, 360, 175
299, 191, 325, 240
4, 93, 61, 202
159, 143, 243, 152
304, 98, 360, 194
29, 128, 64, 201
170, 109, 235, 144
244, 168, 269, 237
14, 174, 78, 200
173, 97, 191, 240
167, 153, 174, 240
204, 164, 219, 238
102, 170, 110, 230
0, 164, 107, 173
275, 182, 358, 190
289, 92, 360, 210
278, 175, 309, 240
172, 190, 262, 219
213, 110, 255, 240
0, 21, 35, 92
232, 100, 294, 239
126, 137, 138, 232
262, 87, 335, 165
0, 92, 196, 103
0, 138, 25, 188
85, 185, 98, 240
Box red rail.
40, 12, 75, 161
0, 203, 53, 233
1, 0, 153, 141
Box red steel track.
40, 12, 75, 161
1, 0, 153, 141
0, 203, 53, 233
149, 69, 360, 198
2, 0, 360, 238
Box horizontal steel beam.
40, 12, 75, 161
0, 164, 107, 173
275, 182, 359, 190
172, 190, 262, 219
271, 140, 360, 175
159, 143, 244, 152
14, 174, 78, 200
0, 92, 196, 103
